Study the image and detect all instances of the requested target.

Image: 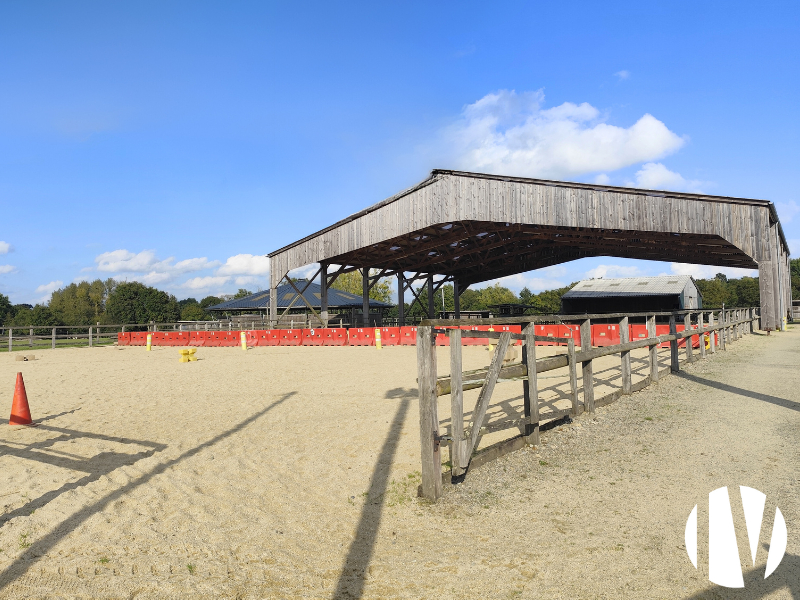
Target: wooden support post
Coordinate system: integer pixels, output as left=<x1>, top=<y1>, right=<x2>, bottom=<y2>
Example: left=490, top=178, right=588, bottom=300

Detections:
left=684, top=313, right=694, bottom=363
left=647, top=315, right=658, bottom=382
left=720, top=311, right=727, bottom=350
left=397, top=273, right=405, bottom=327
left=749, top=307, right=755, bottom=334
left=619, top=316, right=631, bottom=395
left=466, top=332, right=511, bottom=457
left=580, top=319, right=594, bottom=413
left=8, top=328, right=11, bottom=352
left=567, top=338, right=580, bottom=416
left=449, top=329, right=466, bottom=475
left=522, top=324, right=540, bottom=445
left=320, top=263, right=328, bottom=327
left=52, top=327, right=56, bottom=350
left=427, top=274, right=435, bottom=319
left=669, top=315, right=679, bottom=372
left=89, top=326, right=93, bottom=348
left=416, top=326, right=441, bottom=501
left=362, top=269, right=370, bottom=327
left=453, top=280, right=460, bottom=319
left=698, top=313, right=706, bottom=359
left=709, top=312, right=716, bottom=354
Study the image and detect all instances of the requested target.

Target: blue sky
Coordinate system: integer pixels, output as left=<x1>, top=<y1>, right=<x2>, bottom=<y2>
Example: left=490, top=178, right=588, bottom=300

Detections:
left=0, top=1, right=798, bottom=303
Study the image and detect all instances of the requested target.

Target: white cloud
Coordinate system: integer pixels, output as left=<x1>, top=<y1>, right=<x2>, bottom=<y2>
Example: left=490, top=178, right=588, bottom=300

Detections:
left=669, top=263, right=757, bottom=279
left=614, top=70, right=630, bottom=80
left=234, top=276, right=260, bottom=286
left=182, top=276, right=231, bottom=291
left=0, top=241, right=12, bottom=254
left=584, top=264, right=644, bottom=279
left=0, top=265, right=15, bottom=274
left=440, top=89, right=684, bottom=179
left=36, top=280, right=64, bottom=294
left=776, top=200, right=799, bottom=224
left=628, top=162, right=704, bottom=192
left=593, top=173, right=611, bottom=185
left=216, top=254, right=270, bottom=276
left=91, top=249, right=221, bottom=288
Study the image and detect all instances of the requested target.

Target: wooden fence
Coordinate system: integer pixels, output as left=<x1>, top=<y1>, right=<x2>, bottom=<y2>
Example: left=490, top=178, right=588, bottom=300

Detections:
left=416, top=307, right=760, bottom=500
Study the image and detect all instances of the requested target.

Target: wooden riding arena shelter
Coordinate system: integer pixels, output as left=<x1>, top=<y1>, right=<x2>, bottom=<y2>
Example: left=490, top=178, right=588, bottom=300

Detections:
left=268, top=169, right=792, bottom=331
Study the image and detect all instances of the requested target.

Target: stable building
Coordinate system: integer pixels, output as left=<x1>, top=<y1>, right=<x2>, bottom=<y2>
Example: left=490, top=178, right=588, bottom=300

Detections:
left=560, top=275, right=702, bottom=314
left=206, top=281, right=392, bottom=328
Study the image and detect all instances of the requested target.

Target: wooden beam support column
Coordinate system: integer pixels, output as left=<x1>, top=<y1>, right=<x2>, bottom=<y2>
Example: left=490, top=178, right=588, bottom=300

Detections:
left=567, top=338, right=580, bottom=415
left=449, top=328, right=466, bottom=475
left=320, top=263, right=328, bottom=327
left=580, top=319, right=594, bottom=413
left=647, top=315, right=658, bottom=381
left=398, top=273, right=405, bottom=327
left=669, top=314, right=679, bottom=372
left=453, top=280, right=461, bottom=319
left=522, top=324, right=540, bottom=445
left=684, top=313, right=694, bottom=363
left=427, top=275, right=435, bottom=319
left=619, top=316, right=631, bottom=395
left=698, top=312, right=706, bottom=359
left=416, top=326, right=441, bottom=501
left=362, top=268, right=370, bottom=327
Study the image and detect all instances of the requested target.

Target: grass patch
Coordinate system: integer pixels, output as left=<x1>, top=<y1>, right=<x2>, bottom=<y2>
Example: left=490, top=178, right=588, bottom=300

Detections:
left=187, top=564, right=196, bottom=575
left=387, top=471, right=421, bottom=507
left=539, top=460, right=548, bottom=466
left=18, top=534, right=30, bottom=550
left=99, top=557, right=109, bottom=564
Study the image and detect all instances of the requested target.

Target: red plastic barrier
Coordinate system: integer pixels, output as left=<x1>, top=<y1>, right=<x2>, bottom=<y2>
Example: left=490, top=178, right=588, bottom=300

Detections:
left=459, top=325, right=481, bottom=346
left=279, top=329, right=303, bottom=346
left=592, top=323, right=621, bottom=347
left=189, top=331, right=206, bottom=346
left=218, top=331, right=241, bottom=347
left=348, top=328, right=375, bottom=346
left=129, top=332, right=148, bottom=346
left=399, top=326, right=417, bottom=346
left=117, top=332, right=130, bottom=346
left=323, top=328, right=348, bottom=346
left=655, top=324, right=688, bottom=348
left=629, top=324, right=649, bottom=342
left=245, top=331, right=261, bottom=346
left=532, top=324, right=558, bottom=346
left=260, top=330, right=281, bottom=346
left=435, top=326, right=451, bottom=346
left=150, top=332, right=167, bottom=346
left=206, top=332, right=223, bottom=347
left=172, top=332, right=191, bottom=346
left=302, top=328, right=325, bottom=346
left=379, top=327, right=400, bottom=346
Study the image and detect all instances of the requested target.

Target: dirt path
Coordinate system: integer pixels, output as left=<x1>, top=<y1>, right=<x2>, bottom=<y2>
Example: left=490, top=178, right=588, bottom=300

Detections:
left=0, top=327, right=797, bottom=598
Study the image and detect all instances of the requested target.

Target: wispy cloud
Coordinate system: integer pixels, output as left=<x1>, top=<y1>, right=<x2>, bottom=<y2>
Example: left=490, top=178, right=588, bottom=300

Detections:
left=614, top=70, right=630, bottom=80
left=668, top=263, right=757, bottom=279
left=436, top=89, right=685, bottom=179
left=92, top=249, right=221, bottom=287
left=182, top=276, right=231, bottom=291
left=0, top=265, right=15, bottom=274
left=36, top=280, right=63, bottom=294
left=627, top=162, right=705, bottom=193
left=216, top=253, right=270, bottom=277
left=584, top=264, right=644, bottom=279
left=0, top=241, right=12, bottom=254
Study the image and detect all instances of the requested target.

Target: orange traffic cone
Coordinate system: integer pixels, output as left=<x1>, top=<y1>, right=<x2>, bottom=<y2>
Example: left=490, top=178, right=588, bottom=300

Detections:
left=9, top=372, right=36, bottom=426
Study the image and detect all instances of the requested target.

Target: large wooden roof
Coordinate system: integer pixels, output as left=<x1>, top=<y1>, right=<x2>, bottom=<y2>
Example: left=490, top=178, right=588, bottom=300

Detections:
left=269, top=170, right=788, bottom=288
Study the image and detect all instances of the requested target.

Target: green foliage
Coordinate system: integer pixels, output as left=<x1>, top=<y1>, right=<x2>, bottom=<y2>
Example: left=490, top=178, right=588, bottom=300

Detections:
left=331, top=270, right=393, bottom=304
left=105, top=282, right=180, bottom=324
left=695, top=273, right=762, bottom=308
left=791, top=258, right=800, bottom=300
left=200, top=296, right=223, bottom=309
left=9, top=305, right=62, bottom=327
left=233, top=288, right=252, bottom=299
left=0, top=293, right=12, bottom=324
left=49, top=279, right=116, bottom=325
left=180, top=303, right=209, bottom=321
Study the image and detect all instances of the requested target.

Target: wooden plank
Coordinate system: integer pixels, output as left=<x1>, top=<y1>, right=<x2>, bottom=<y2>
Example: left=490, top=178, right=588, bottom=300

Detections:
left=669, top=315, right=679, bottom=372
left=466, top=332, right=511, bottom=459
left=567, top=338, right=580, bottom=416
left=708, top=312, right=716, bottom=353
left=434, top=355, right=569, bottom=397
left=521, top=324, right=540, bottom=445
left=580, top=319, right=594, bottom=413
left=698, top=313, right=706, bottom=359
left=619, top=316, right=631, bottom=395
left=416, top=326, right=441, bottom=501
left=647, top=315, right=658, bottom=382
left=684, top=313, right=694, bottom=363
left=448, top=329, right=467, bottom=475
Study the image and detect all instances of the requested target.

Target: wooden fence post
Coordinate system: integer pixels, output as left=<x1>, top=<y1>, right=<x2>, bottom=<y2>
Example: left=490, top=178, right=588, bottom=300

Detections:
left=647, top=315, right=658, bottom=382
left=52, top=327, right=56, bottom=350
left=708, top=312, right=716, bottom=354
left=619, top=316, right=631, bottom=395
left=8, top=328, right=12, bottom=353
left=29, top=327, right=33, bottom=348
left=669, top=314, right=679, bottom=372
left=449, top=329, right=466, bottom=476
left=749, top=308, right=755, bottom=334
left=417, top=326, right=441, bottom=501
left=522, top=324, right=540, bottom=445
left=684, top=313, right=694, bottom=363
left=580, top=319, right=594, bottom=413
left=89, top=326, right=93, bottom=348
left=567, top=338, right=580, bottom=416
left=698, top=313, right=706, bottom=359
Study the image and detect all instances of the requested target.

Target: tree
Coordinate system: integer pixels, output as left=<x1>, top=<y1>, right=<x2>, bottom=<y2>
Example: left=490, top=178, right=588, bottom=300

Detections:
left=791, top=258, right=800, bottom=300
left=233, top=289, right=253, bottom=299
left=180, top=303, right=208, bottom=321
left=0, top=293, right=12, bottom=324
left=200, top=296, right=223, bottom=309
left=105, top=282, right=180, bottom=324
left=9, top=305, right=62, bottom=327
left=49, top=279, right=116, bottom=325
left=331, top=270, right=393, bottom=304
left=519, top=287, right=533, bottom=306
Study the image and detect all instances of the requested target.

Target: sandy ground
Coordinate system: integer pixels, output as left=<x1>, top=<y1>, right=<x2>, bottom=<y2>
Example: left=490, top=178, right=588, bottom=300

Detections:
left=0, top=326, right=798, bottom=599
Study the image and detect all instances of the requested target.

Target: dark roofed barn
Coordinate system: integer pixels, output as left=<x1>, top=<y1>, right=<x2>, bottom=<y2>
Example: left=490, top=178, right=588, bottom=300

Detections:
left=561, top=275, right=702, bottom=314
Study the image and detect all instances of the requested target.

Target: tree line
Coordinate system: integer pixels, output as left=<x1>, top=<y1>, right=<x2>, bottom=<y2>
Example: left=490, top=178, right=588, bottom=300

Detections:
left=0, top=261, right=797, bottom=327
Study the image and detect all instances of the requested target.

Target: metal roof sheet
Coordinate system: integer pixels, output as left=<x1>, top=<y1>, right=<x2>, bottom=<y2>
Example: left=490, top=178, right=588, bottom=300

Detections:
left=562, top=275, right=695, bottom=299
left=206, top=281, right=392, bottom=311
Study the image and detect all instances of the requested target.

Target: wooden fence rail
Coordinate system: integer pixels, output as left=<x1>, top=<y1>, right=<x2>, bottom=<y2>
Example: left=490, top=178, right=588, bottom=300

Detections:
left=417, top=307, right=760, bottom=500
